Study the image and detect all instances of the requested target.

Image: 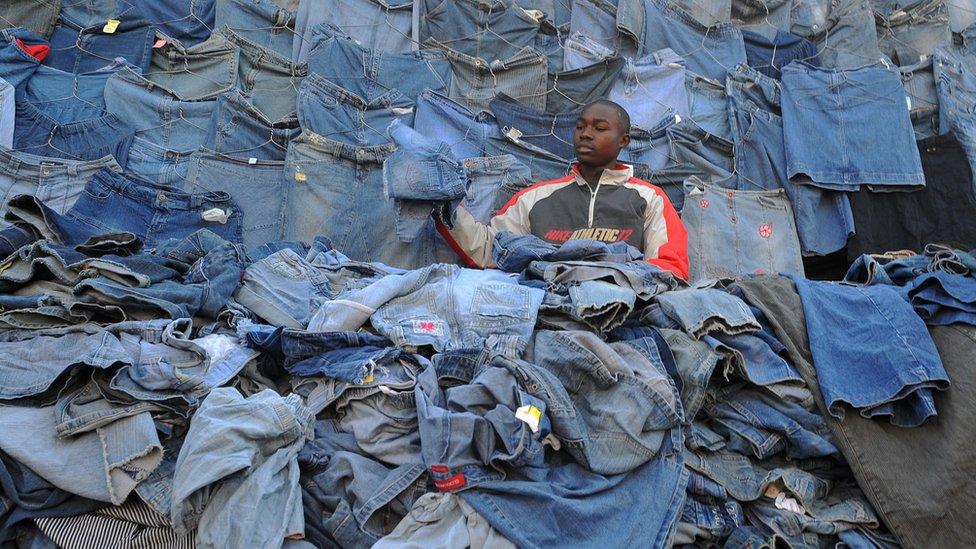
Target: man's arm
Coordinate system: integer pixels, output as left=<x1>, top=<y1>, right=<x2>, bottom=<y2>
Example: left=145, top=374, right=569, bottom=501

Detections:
left=642, top=185, right=689, bottom=280
left=436, top=199, right=532, bottom=268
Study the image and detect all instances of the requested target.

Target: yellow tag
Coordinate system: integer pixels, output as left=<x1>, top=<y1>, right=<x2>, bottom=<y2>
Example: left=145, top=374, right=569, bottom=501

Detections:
left=361, top=373, right=374, bottom=384
left=294, top=172, right=307, bottom=182
left=515, top=405, right=542, bottom=433
left=0, top=259, right=12, bottom=274
left=763, top=484, right=782, bottom=499
left=103, top=19, right=121, bottom=33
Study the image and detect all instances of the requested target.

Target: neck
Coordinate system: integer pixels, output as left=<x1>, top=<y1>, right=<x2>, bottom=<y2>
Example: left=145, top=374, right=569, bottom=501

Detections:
left=578, top=161, right=617, bottom=185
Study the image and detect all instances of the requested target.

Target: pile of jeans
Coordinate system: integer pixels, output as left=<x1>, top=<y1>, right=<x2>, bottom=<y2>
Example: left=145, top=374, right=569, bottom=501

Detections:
left=1, top=1, right=976, bottom=548
left=0, top=0, right=974, bottom=281
left=1, top=221, right=975, bottom=548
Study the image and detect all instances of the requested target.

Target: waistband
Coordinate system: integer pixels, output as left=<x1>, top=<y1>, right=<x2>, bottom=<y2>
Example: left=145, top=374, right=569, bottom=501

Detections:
left=554, top=54, right=623, bottom=77
left=301, top=72, right=406, bottom=109
left=462, top=154, right=524, bottom=173
left=57, top=16, right=152, bottom=33
left=107, top=65, right=219, bottom=105
left=917, top=132, right=964, bottom=151
left=153, top=30, right=237, bottom=58
left=668, top=121, right=735, bottom=154
left=635, top=47, right=684, bottom=68
left=418, top=89, right=495, bottom=122
left=490, top=93, right=580, bottom=121
left=294, top=130, right=396, bottom=165
left=685, top=71, right=726, bottom=95
left=651, top=0, right=742, bottom=37
left=564, top=32, right=615, bottom=58
left=875, top=0, right=946, bottom=27
left=128, top=138, right=198, bottom=161
left=0, top=149, right=121, bottom=179
left=90, top=169, right=234, bottom=210
left=191, top=147, right=286, bottom=171
left=782, top=58, right=895, bottom=78
left=631, top=108, right=679, bottom=137
left=220, top=27, right=307, bottom=76
left=14, top=94, right=128, bottom=136
left=425, top=39, right=546, bottom=71
left=690, top=176, right=788, bottom=198
left=232, top=0, right=297, bottom=27
left=314, top=25, right=448, bottom=64
left=219, top=89, right=300, bottom=126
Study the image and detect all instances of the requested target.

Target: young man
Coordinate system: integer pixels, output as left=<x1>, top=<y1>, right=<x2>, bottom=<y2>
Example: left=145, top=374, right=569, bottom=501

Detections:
left=438, top=99, right=689, bottom=279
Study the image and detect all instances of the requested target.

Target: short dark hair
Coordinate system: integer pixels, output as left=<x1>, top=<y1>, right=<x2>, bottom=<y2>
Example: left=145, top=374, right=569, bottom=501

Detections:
left=581, top=99, right=631, bottom=132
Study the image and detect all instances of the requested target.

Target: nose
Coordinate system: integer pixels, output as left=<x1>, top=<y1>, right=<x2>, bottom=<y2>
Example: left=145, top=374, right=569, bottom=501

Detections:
left=577, top=126, right=592, bottom=141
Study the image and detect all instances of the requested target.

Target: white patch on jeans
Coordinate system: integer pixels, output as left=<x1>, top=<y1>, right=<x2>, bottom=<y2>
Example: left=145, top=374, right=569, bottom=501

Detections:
left=411, top=319, right=445, bottom=337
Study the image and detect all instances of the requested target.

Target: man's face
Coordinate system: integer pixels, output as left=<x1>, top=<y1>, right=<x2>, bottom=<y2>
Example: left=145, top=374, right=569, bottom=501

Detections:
left=573, top=104, right=630, bottom=168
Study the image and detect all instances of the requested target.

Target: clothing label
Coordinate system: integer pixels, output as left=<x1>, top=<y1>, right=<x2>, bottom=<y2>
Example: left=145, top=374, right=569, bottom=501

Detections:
left=360, top=373, right=374, bottom=384
left=515, top=405, right=542, bottom=433
left=674, top=114, right=682, bottom=124
left=248, top=157, right=257, bottom=165
left=763, top=484, right=781, bottom=498
left=102, top=19, right=120, bottom=33
left=411, top=319, right=445, bottom=337
left=434, top=473, right=467, bottom=492
left=775, top=493, right=806, bottom=515
left=906, top=95, right=912, bottom=112
left=202, top=208, right=229, bottom=224
left=153, top=39, right=167, bottom=48
left=430, top=464, right=449, bottom=473
left=294, top=172, right=307, bottom=182
left=505, top=127, right=523, bottom=141
left=523, top=8, right=545, bottom=21
left=390, top=107, right=414, bottom=116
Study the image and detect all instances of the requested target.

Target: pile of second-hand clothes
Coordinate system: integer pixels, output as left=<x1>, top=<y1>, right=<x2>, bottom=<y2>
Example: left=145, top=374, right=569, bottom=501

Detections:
left=0, top=224, right=974, bottom=548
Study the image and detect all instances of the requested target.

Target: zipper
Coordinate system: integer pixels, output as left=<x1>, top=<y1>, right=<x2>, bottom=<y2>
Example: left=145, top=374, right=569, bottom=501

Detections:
left=587, top=180, right=602, bottom=228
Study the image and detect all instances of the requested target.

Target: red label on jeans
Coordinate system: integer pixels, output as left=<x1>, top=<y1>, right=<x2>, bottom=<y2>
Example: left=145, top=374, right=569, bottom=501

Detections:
left=434, top=473, right=467, bottom=492
left=430, top=464, right=449, bottom=473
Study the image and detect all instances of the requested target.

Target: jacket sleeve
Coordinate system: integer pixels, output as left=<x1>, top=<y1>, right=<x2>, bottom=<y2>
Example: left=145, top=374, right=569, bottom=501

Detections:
left=642, top=186, right=689, bottom=280
left=436, top=199, right=532, bottom=268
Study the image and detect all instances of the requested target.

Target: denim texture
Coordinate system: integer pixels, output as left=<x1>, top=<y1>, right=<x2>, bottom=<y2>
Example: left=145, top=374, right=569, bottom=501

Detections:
left=215, top=0, right=297, bottom=59
left=207, top=90, right=300, bottom=162
left=0, top=0, right=62, bottom=38
left=420, top=0, right=542, bottom=61
left=782, top=61, right=925, bottom=190
left=294, top=0, right=415, bottom=61
left=284, top=131, right=437, bottom=268
left=429, top=39, right=549, bottom=112
left=147, top=32, right=239, bottom=101
left=45, top=17, right=154, bottom=73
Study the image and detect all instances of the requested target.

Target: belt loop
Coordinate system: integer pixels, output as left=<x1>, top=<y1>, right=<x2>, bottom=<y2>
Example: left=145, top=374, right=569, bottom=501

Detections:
left=68, top=163, right=78, bottom=178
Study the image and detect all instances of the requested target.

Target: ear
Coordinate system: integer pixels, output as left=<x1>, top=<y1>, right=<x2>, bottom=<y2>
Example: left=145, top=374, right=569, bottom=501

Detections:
left=618, top=131, right=631, bottom=149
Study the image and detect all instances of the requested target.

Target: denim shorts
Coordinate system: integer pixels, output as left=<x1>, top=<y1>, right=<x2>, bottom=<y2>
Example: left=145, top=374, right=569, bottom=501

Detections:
left=900, top=56, right=940, bottom=140
left=548, top=54, right=625, bottom=113
left=789, top=0, right=881, bottom=70
left=122, top=0, right=216, bottom=47
left=104, top=66, right=217, bottom=153
left=122, top=139, right=194, bottom=188
left=668, top=120, right=735, bottom=181
left=569, top=0, right=638, bottom=58
left=429, top=39, right=549, bottom=112
left=627, top=0, right=746, bottom=82
left=185, top=149, right=287, bottom=253
left=0, top=149, right=122, bottom=226
left=14, top=95, right=135, bottom=166
left=620, top=112, right=678, bottom=170
left=21, top=63, right=116, bottom=123
left=216, top=0, right=297, bottom=59
left=420, top=0, right=542, bottom=61
left=875, top=0, right=950, bottom=67
left=294, top=0, right=414, bottom=62
left=284, top=131, right=437, bottom=268
left=489, top=93, right=578, bottom=159
left=0, top=27, right=44, bottom=88
left=685, top=72, right=733, bottom=141
left=562, top=31, right=613, bottom=72
left=742, top=29, right=820, bottom=81
left=683, top=177, right=805, bottom=281
left=611, top=48, right=689, bottom=131
left=147, top=32, right=239, bottom=101
left=414, top=89, right=500, bottom=159
left=64, top=169, right=244, bottom=248
left=221, top=27, right=307, bottom=123
left=0, top=0, right=62, bottom=38
left=305, top=26, right=451, bottom=102
left=208, top=89, right=300, bottom=162
left=782, top=61, right=925, bottom=191
left=45, top=17, right=154, bottom=73
left=297, top=73, right=415, bottom=148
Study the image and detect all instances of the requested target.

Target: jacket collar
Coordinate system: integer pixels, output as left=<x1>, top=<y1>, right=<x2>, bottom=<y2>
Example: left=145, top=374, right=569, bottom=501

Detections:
left=570, top=163, right=634, bottom=187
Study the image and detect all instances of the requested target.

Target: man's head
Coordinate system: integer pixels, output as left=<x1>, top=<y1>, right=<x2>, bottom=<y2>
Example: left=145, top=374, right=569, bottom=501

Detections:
left=573, top=100, right=631, bottom=169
